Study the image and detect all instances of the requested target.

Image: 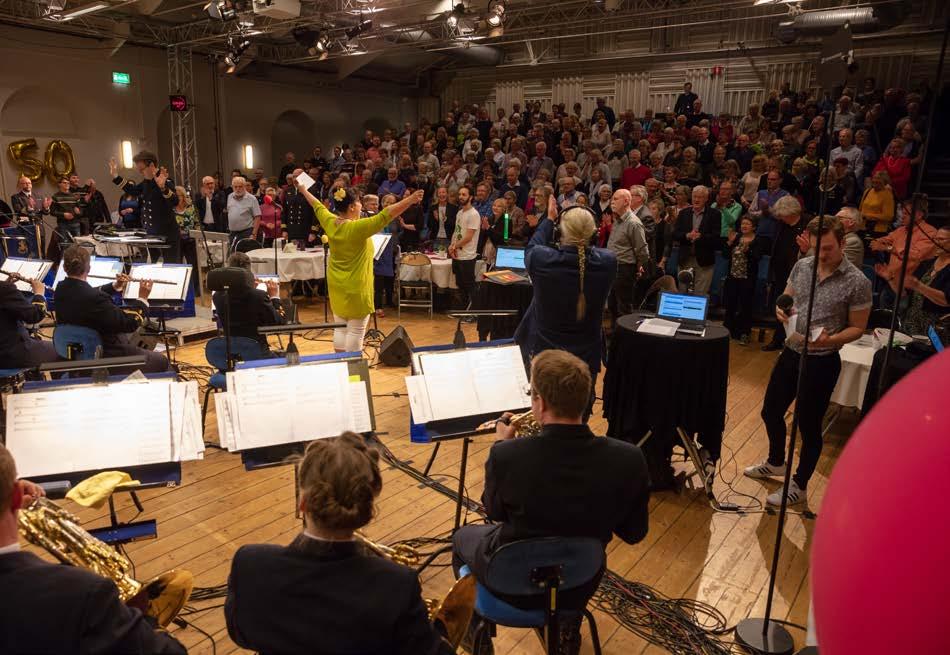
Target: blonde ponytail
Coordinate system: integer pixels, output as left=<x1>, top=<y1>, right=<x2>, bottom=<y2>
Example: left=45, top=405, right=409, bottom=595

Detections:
left=559, top=207, right=597, bottom=323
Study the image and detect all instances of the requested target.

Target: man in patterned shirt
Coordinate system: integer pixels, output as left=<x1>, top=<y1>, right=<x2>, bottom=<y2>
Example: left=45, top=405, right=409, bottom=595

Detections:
left=745, top=216, right=871, bottom=507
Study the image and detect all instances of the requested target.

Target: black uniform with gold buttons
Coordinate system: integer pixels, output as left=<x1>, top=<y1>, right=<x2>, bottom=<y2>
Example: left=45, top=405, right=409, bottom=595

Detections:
left=112, top=175, right=181, bottom=262
left=281, top=187, right=317, bottom=243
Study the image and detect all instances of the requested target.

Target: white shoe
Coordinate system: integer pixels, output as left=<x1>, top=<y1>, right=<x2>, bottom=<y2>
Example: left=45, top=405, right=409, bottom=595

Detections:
left=743, top=460, right=787, bottom=479
left=766, top=480, right=806, bottom=507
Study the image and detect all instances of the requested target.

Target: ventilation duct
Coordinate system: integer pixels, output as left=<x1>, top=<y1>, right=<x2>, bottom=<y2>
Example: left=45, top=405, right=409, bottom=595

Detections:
left=776, top=2, right=910, bottom=44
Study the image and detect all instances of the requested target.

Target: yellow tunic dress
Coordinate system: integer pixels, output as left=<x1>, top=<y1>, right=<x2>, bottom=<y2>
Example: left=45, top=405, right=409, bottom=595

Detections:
left=310, top=198, right=392, bottom=319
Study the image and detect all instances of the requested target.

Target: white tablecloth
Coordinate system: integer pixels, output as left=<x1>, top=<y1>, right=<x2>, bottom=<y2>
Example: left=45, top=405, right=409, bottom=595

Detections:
left=831, top=337, right=877, bottom=409
left=397, top=256, right=488, bottom=290
left=246, top=248, right=325, bottom=282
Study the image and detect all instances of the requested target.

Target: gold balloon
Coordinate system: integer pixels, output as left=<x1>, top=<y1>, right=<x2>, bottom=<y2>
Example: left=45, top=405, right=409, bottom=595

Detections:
left=7, top=138, right=45, bottom=182
left=45, top=139, right=75, bottom=183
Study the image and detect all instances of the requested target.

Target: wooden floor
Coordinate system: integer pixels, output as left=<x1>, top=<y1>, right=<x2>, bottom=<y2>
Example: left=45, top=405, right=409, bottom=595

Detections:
left=56, top=297, right=858, bottom=654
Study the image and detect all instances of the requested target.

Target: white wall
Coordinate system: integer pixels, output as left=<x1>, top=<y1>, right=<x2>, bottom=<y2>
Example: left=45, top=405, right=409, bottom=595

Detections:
left=0, top=25, right=418, bottom=206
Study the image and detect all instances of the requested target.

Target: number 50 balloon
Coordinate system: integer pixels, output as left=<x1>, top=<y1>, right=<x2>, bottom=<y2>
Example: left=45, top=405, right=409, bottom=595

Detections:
left=7, top=138, right=45, bottom=182
left=6, top=138, right=76, bottom=183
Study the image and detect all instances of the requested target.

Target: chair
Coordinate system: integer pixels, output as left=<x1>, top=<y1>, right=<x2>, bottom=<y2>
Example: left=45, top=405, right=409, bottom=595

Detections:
left=461, top=537, right=605, bottom=655
left=233, top=238, right=262, bottom=254
left=396, top=252, right=434, bottom=318
left=201, top=336, right=267, bottom=430
left=53, top=325, right=103, bottom=361
left=868, top=308, right=902, bottom=331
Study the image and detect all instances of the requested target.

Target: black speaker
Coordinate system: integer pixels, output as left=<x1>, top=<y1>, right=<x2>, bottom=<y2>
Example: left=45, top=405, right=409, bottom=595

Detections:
left=378, top=326, right=414, bottom=367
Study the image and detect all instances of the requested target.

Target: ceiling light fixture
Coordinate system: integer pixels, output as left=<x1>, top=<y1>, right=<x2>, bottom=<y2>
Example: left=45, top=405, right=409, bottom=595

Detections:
left=486, top=0, right=505, bottom=27
left=446, top=3, right=465, bottom=29
left=345, top=17, right=372, bottom=40
left=55, top=1, right=109, bottom=21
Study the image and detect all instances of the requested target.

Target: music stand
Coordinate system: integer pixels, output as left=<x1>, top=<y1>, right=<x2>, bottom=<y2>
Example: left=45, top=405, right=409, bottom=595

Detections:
left=407, top=339, right=530, bottom=530
left=257, top=322, right=345, bottom=365
left=446, top=310, right=520, bottom=348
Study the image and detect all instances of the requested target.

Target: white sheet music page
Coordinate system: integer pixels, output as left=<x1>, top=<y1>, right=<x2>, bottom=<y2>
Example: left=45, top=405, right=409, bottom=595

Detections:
left=60, top=257, right=124, bottom=289
left=230, top=362, right=350, bottom=449
left=1, top=259, right=52, bottom=293
left=471, top=346, right=530, bottom=415
left=6, top=384, right=173, bottom=478
left=347, top=381, right=373, bottom=433
left=404, top=375, right=434, bottom=424
left=124, top=264, right=191, bottom=302
left=418, top=350, right=479, bottom=421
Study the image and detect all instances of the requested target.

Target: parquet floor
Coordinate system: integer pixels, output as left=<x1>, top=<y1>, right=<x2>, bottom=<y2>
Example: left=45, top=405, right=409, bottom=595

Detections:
left=56, top=296, right=858, bottom=654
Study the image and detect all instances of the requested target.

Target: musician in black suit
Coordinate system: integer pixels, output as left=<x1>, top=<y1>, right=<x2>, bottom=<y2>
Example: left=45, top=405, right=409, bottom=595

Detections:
left=672, top=185, right=722, bottom=295
left=193, top=175, right=227, bottom=233
left=212, top=252, right=287, bottom=353
left=109, top=151, right=180, bottom=263
left=427, top=186, right=458, bottom=244
left=452, top=350, right=650, bottom=652
left=0, top=275, right=59, bottom=369
left=226, top=433, right=454, bottom=655
left=0, top=444, right=186, bottom=655
left=53, top=245, right=168, bottom=373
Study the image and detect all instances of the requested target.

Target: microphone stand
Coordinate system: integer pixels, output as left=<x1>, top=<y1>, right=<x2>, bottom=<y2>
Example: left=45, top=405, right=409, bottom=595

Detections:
left=323, top=238, right=330, bottom=323
left=735, top=54, right=851, bottom=655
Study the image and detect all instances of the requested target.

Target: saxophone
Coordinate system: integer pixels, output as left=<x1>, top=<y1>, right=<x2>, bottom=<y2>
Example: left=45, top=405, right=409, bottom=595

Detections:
left=17, top=497, right=194, bottom=628
left=354, top=531, right=476, bottom=649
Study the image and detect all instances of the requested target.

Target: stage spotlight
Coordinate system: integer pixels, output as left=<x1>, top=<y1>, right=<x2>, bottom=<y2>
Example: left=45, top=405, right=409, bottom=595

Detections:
left=446, top=3, right=464, bottom=29
left=486, top=0, right=506, bottom=27
left=308, top=34, right=330, bottom=59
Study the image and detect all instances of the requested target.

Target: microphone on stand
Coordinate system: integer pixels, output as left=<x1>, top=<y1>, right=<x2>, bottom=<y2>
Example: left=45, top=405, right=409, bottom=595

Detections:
left=776, top=293, right=794, bottom=315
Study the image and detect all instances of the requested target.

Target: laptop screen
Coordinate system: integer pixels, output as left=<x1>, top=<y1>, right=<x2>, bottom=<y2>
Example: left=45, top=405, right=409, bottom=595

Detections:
left=495, top=247, right=526, bottom=271
left=657, top=292, right=709, bottom=321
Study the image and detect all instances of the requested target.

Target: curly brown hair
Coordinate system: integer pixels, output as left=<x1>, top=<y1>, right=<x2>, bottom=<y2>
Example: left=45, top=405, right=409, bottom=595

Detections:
left=296, top=432, right=382, bottom=531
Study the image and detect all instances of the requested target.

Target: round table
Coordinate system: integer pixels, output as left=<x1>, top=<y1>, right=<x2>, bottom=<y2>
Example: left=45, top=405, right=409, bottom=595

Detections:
left=603, top=312, right=730, bottom=485
left=246, top=248, right=325, bottom=282
left=398, top=255, right=456, bottom=289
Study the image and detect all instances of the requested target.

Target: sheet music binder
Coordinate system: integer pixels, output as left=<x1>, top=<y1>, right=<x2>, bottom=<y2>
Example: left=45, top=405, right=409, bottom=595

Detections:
left=214, top=352, right=375, bottom=470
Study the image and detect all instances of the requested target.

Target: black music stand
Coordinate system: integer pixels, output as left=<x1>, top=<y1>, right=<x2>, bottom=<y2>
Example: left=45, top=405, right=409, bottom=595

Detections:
left=446, top=310, right=520, bottom=348
left=257, top=322, right=345, bottom=365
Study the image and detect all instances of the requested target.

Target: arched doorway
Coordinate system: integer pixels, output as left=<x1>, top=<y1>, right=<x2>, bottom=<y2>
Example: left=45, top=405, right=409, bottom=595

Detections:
left=271, top=110, right=316, bottom=175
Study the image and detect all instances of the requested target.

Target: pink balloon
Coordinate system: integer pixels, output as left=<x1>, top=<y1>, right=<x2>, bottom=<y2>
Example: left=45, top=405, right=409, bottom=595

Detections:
left=812, top=350, right=950, bottom=655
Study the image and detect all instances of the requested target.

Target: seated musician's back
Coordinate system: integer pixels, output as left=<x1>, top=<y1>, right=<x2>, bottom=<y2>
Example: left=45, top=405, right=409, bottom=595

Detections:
left=0, top=445, right=185, bottom=655
left=53, top=244, right=168, bottom=373
left=212, top=252, right=287, bottom=353
left=453, top=350, right=650, bottom=612
left=225, top=433, right=454, bottom=655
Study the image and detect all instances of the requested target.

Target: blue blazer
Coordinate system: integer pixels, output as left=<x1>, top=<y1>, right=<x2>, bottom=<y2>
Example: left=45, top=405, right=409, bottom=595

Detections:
left=514, top=218, right=617, bottom=376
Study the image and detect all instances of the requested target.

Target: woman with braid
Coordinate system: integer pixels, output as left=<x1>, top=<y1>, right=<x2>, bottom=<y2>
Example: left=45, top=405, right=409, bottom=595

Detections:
left=514, top=206, right=617, bottom=417
left=295, top=181, right=424, bottom=352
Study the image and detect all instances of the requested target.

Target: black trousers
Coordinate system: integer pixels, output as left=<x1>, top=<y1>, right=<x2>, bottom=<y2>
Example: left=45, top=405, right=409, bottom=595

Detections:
left=609, top=263, right=637, bottom=323
left=373, top=274, right=394, bottom=308
left=761, top=348, right=841, bottom=489
left=722, top=276, right=755, bottom=338
left=452, top=258, right=477, bottom=308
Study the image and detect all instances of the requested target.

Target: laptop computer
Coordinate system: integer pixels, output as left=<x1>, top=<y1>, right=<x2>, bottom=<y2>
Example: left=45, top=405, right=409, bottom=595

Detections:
left=656, top=291, right=709, bottom=336
left=494, top=246, right=527, bottom=273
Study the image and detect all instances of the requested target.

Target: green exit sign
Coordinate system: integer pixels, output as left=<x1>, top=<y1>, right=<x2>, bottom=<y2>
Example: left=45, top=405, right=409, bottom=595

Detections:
left=112, top=71, right=131, bottom=85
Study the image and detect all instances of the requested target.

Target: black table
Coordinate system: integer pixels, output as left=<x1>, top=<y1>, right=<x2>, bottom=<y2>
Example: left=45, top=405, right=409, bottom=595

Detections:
left=603, top=312, right=730, bottom=488
left=474, top=278, right=533, bottom=341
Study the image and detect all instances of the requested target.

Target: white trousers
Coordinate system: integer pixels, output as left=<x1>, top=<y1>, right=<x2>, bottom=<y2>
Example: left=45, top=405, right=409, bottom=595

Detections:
left=332, top=314, right=369, bottom=352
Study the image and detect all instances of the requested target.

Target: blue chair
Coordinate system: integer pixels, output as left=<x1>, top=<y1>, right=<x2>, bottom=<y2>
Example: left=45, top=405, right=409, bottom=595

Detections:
left=201, top=336, right=266, bottom=431
left=460, top=537, right=605, bottom=655
left=53, top=325, right=103, bottom=361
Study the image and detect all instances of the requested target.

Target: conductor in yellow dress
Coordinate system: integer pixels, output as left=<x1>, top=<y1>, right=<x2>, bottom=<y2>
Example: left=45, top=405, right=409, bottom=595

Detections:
left=297, top=180, right=424, bottom=352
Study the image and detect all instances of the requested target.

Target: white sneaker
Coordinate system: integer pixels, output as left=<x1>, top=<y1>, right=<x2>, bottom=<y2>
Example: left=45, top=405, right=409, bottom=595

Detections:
left=743, top=460, right=787, bottom=479
left=766, top=480, right=806, bottom=507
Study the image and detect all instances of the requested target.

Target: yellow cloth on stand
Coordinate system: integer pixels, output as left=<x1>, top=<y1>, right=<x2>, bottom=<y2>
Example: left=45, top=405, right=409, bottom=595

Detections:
left=65, top=471, right=140, bottom=509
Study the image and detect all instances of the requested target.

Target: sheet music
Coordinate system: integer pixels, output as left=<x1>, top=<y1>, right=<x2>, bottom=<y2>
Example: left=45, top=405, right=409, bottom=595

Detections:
left=214, top=392, right=239, bottom=451
left=415, top=346, right=530, bottom=422
left=348, top=381, right=373, bottom=433
left=371, top=234, right=392, bottom=261
left=57, top=257, right=123, bottom=289
left=229, top=362, right=350, bottom=450
left=6, top=384, right=174, bottom=478
left=0, top=258, right=53, bottom=293
left=637, top=318, right=679, bottom=337
left=124, top=263, right=191, bottom=302
left=167, top=380, right=204, bottom=461
left=405, top=375, right=434, bottom=424
left=295, top=171, right=316, bottom=189
left=211, top=274, right=278, bottom=313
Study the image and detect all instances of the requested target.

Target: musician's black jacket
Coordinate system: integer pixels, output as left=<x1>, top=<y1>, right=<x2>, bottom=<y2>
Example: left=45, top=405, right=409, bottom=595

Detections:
left=0, top=550, right=186, bottom=655
left=474, top=423, right=650, bottom=569
left=212, top=285, right=286, bottom=348
left=225, top=534, right=454, bottom=655
left=112, top=175, right=178, bottom=245
left=54, top=278, right=146, bottom=339
left=0, top=280, right=47, bottom=367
